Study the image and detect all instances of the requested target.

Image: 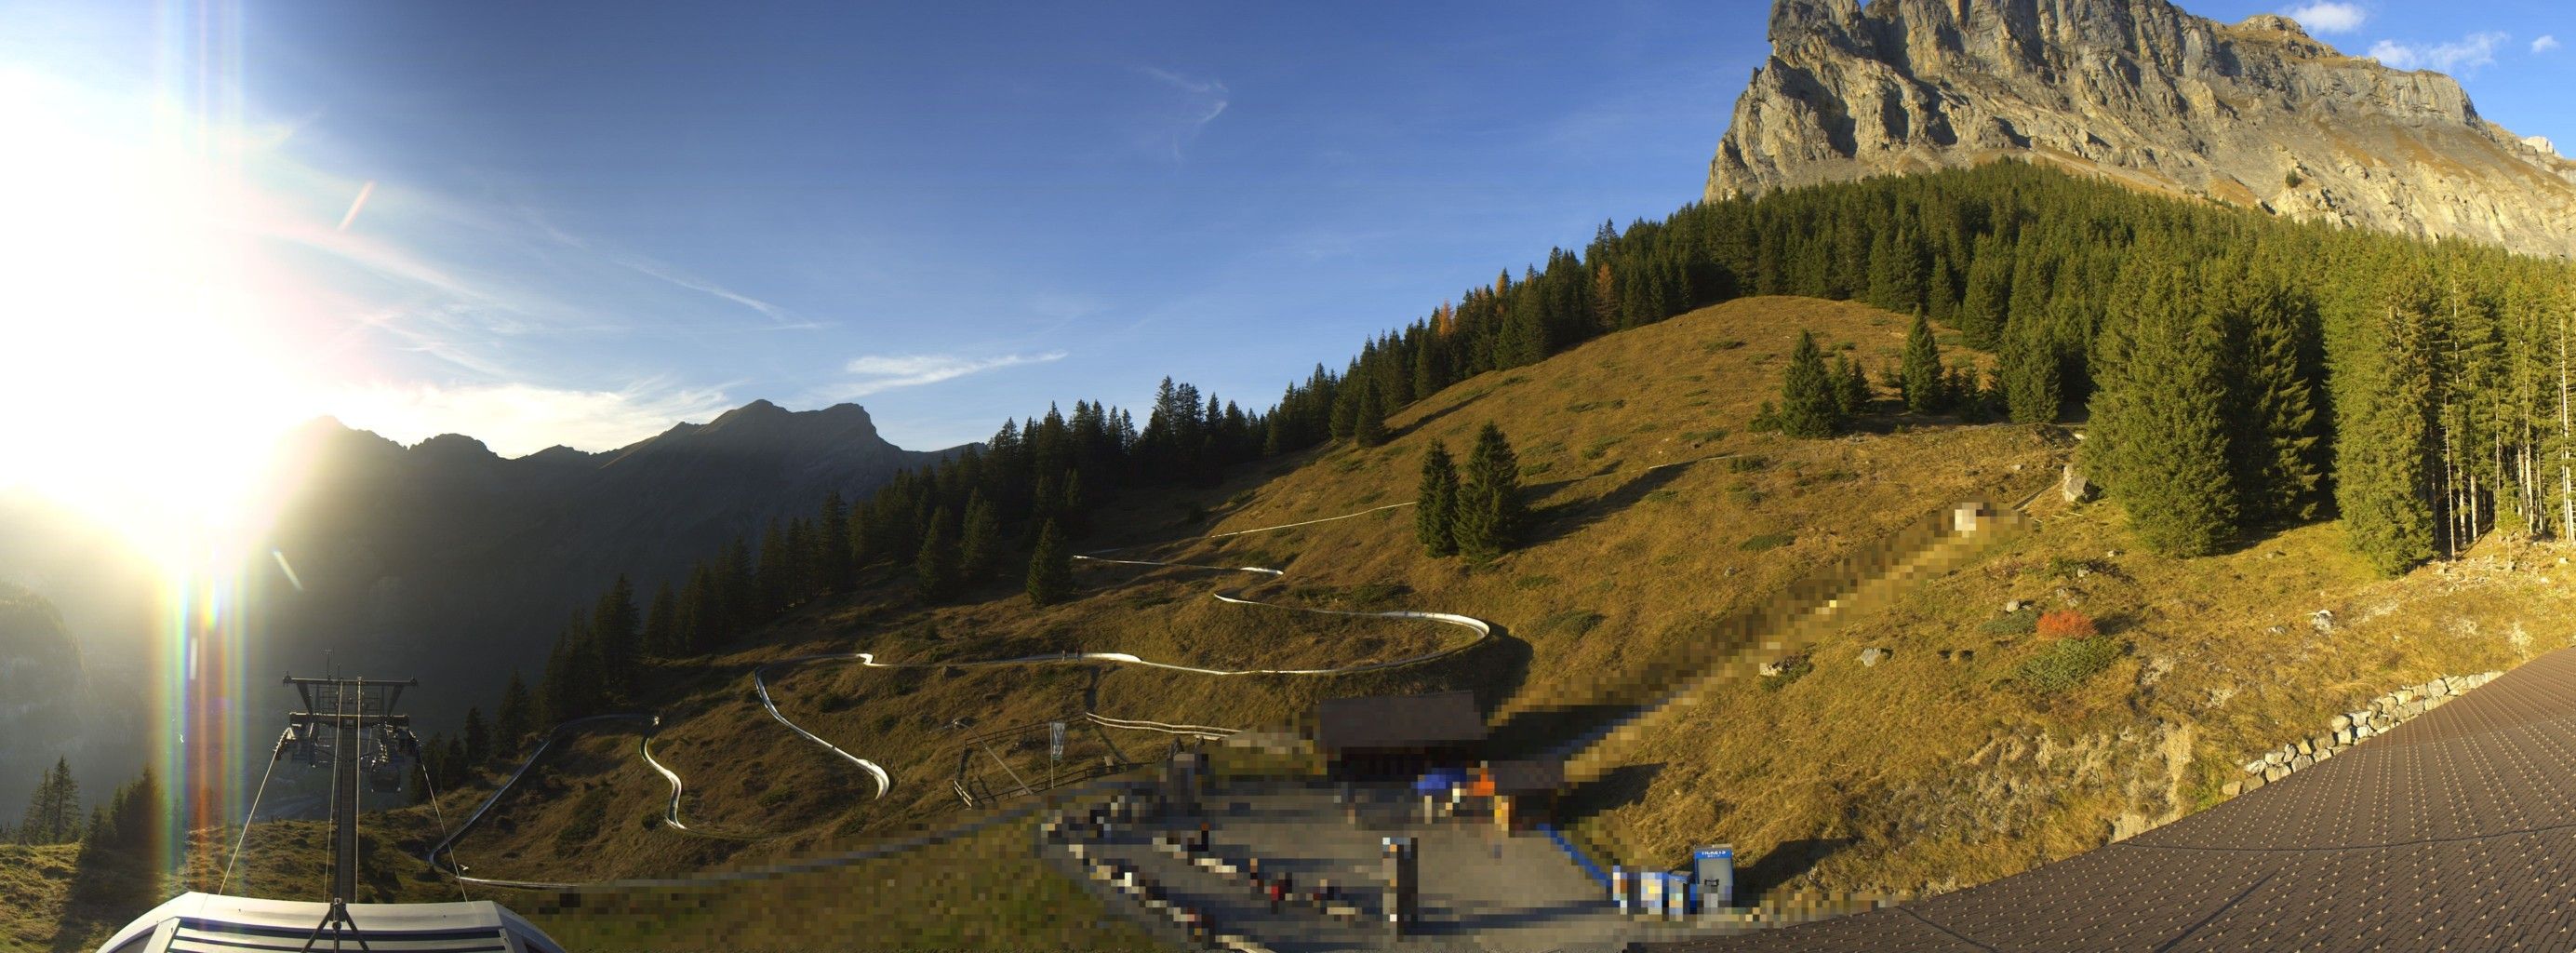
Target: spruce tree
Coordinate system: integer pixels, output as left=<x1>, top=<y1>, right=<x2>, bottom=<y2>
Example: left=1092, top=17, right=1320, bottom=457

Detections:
left=592, top=575, right=640, bottom=703
left=1829, top=355, right=1870, bottom=416
left=1026, top=519, right=1074, bottom=605
left=1452, top=423, right=1526, bottom=561
left=2339, top=279, right=2441, bottom=575
left=959, top=492, right=1002, bottom=582
left=1958, top=237, right=2013, bottom=348
left=1416, top=440, right=1461, bottom=557
left=18, top=758, right=78, bottom=844
left=915, top=508, right=960, bottom=602
left=1901, top=311, right=1947, bottom=414
left=2088, top=260, right=2239, bottom=557
left=641, top=583, right=678, bottom=658
left=2220, top=279, right=2324, bottom=522
left=817, top=490, right=853, bottom=594
left=495, top=673, right=533, bottom=757
left=461, top=707, right=490, bottom=767
left=1354, top=378, right=1389, bottom=448
left=1774, top=330, right=1839, bottom=438
left=2001, top=314, right=2061, bottom=423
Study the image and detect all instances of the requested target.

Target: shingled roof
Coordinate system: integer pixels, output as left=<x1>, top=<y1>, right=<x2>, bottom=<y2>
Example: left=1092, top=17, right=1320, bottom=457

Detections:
left=1315, top=691, right=1488, bottom=752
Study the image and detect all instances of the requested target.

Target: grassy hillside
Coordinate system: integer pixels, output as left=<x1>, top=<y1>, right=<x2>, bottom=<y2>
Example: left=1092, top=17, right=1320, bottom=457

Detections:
left=12, top=294, right=2565, bottom=947
left=444, top=296, right=2075, bottom=889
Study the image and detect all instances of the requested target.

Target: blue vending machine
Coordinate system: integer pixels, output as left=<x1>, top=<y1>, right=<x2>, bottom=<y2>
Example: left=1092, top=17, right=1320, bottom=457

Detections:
left=1692, top=844, right=1736, bottom=915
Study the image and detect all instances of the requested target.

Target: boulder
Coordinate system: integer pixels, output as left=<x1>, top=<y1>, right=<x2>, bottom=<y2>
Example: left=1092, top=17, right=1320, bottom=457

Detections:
left=2060, top=463, right=2095, bottom=503
left=2310, top=610, right=2335, bottom=634
left=1859, top=648, right=1888, bottom=667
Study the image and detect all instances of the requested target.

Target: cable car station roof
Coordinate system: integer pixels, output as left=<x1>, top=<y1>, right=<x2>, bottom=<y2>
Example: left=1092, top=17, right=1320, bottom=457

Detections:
left=93, top=893, right=567, bottom=953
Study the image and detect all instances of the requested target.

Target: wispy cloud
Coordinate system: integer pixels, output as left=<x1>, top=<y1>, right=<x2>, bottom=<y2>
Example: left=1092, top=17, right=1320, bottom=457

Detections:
left=2536, top=35, right=2562, bottom=54
left=325, top=379, right=737, bottom=456
left=606, top=253, right=832, bottom=330
left=825, top=352, right=1066, bottom=399
left=1135, top=66, right=1228, bottom=162
left=2369, top=32, right=2509, bottom=74
left=2284, top=2, right=2367, bottom=34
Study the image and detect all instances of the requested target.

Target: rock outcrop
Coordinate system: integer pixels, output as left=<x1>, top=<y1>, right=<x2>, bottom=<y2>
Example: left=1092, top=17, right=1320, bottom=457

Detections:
left=1709, top=0, right=2576, bottom=258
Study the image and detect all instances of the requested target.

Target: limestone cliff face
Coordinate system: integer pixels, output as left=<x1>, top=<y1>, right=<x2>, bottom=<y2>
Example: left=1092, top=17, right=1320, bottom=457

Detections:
left=1709, top=0, right=2576, bottom=258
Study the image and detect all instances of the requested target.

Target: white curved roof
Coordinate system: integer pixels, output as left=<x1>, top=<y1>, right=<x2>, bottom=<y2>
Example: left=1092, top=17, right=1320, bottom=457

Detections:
left=94, top=892, right=566, bottom=953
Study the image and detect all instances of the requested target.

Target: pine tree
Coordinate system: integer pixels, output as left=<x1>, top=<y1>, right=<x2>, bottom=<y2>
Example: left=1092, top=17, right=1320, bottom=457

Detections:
left=1774, top=330, right=1839, bottom=438
left=496, top=673, right=534, bottom=757
left=2001, top=313, right=2061, bottom=423
left=461, top=707, right=490, bottom=767
left=2340, top=277, right=2442, bottom=575
left=1958, top=239, right=2013, bottom=348
left=18, top=757, right=79, bottom=844
left=1416, top=440, right=1461, bottom=557
left=1354, top=377, right=1388, bottom=448
left=817, top=490, right=853, bottom=594
left=1452, top=423, right=1526, bottom=561
left=1829, top=355, right=1870, bottom=416
left=641, top=583, right=678, bottom=658
left=2088, top=260, right=2239, bottom=557
left=1026, top=519, right=1074, bottom=605
left=1901, top=311, right=1947, bottom=414
left=915, top=508, right=960, bottom=602
left=2220, top=279, right=2325, bottom=523
left=959, top=492, right=1002, bottom=582
left=592, top=575, right=640, bottom=704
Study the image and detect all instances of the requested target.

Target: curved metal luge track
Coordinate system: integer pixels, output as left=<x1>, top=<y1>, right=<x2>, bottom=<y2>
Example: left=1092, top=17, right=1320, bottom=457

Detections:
left=421, top=498, right=1492, bottom=887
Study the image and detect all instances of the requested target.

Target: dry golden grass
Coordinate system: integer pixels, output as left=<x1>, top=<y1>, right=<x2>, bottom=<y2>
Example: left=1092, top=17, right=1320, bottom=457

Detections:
left=28, top=296, right=2565, bottom=948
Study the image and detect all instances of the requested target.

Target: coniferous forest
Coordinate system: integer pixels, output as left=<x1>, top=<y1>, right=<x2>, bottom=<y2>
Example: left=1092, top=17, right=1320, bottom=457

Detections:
left=516, top=160, right=2576, bottom=730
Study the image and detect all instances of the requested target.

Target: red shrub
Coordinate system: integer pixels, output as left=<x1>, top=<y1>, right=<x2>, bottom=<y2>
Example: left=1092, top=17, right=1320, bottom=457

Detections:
left=2036, top=609, right=2097, bottom=640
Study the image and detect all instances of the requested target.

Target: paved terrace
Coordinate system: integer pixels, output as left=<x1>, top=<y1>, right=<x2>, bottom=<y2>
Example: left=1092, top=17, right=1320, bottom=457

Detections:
left=1672, top=646, right=2576, bottom=952
left=1055, top=782, right=1647, bottom=952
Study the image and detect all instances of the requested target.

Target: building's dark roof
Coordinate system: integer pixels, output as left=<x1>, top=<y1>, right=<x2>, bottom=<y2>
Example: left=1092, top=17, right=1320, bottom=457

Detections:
left=94, top=893, right=566, bottom=953
left=1315, top=691, right=1488, bottom=751
left=1663, top=647, right=2576, bottom=952
left=1488, top=758, right=1567, bottom=795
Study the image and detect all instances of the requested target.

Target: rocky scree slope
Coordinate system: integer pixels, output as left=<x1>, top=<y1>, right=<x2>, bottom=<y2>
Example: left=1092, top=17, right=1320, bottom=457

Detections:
left=1709, top=0, right=2576, bottom=258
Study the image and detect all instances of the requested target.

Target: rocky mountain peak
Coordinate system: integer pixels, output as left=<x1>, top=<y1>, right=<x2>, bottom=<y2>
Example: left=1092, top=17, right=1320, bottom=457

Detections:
left=1711, top=0, right=2576, bottom=258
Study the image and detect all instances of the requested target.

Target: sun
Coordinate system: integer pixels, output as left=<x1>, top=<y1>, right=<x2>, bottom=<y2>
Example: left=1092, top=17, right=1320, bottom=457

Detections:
left=0, top=67, right=315, bottom=573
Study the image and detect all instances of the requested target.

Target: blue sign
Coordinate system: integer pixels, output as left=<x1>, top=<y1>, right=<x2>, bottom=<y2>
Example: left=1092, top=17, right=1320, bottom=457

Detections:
left=1692, top=844, right=1736, bottom=913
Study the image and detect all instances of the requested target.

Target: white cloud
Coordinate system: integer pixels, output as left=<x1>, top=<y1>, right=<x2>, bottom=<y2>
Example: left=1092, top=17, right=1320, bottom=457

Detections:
left=2285, top=2, right=2367, bottom=34
left=325, top=381, right=737, bottom=456
left=2535, top=35, right=2562, bottom=54
left=2369, top=32, right=2508, bottom=74
left=827, top=352, right=1067, bottom=399
left=1135, top=66, right=1228, bottom=162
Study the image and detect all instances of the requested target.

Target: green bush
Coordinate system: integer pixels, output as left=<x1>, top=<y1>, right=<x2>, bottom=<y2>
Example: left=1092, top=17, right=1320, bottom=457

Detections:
left=1739, top=532, right=1795, bottom=552
left=554, top=787, right=614, bottom=852
left=1980, top=608, right=2039, bottom=635
left=1530, top=609, right=1605, bottom=638
left=2016, top=637, right=2124, bottom=692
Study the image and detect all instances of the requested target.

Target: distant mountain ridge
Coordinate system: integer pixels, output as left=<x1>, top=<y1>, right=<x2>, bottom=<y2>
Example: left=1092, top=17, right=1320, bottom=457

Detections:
left=241, top=399, right=966, bottom=724
left=1709, top=0, right=2576, bottom=258
left=0, top=400, right=964, bottom=753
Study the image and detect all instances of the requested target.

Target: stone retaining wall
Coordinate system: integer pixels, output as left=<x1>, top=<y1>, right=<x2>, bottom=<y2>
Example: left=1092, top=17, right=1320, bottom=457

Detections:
left=2224, top=671, right=2502, bottom=797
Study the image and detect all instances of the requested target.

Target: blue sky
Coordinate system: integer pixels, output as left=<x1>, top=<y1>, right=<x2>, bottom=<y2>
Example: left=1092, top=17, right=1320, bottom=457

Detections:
left=6, top=0, right=2573, bottom=456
